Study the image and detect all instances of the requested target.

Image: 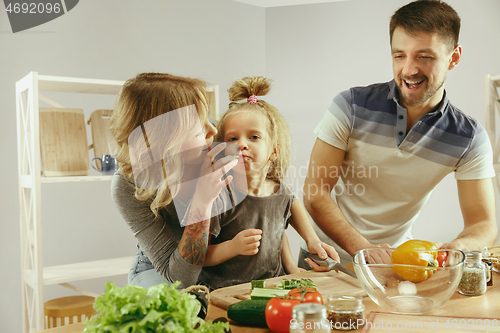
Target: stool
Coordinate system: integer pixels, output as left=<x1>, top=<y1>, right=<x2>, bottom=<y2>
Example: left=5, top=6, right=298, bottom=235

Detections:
left=44, top=296, right=97, bottom=329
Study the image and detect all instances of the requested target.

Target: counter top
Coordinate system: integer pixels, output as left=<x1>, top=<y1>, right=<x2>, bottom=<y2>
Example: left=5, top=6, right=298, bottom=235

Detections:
left=39, top=268, right=500, bottom=333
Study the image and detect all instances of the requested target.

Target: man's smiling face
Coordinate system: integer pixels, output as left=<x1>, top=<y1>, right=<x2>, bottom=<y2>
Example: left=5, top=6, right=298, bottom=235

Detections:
left=391, top=27, right=458, bottom=110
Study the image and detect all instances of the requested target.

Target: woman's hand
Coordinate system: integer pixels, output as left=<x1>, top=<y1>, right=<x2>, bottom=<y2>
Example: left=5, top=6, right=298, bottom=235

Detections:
left=230, top=229, right=262, bottom=256
left=190, top=143, right=239, bottom=222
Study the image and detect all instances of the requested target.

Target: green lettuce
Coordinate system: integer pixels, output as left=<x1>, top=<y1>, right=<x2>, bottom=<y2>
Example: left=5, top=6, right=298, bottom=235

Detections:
left=83, top=282, right=228, bottom=333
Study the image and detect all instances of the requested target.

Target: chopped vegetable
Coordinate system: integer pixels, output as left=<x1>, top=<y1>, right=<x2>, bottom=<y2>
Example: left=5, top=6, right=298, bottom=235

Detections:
left=82, top=282, right=229, bottom=333
left=250, top=288, right=290, bottom=300
left=251, top=279, right=266, bottom=289
left=275, top=278, right=316, bottom=290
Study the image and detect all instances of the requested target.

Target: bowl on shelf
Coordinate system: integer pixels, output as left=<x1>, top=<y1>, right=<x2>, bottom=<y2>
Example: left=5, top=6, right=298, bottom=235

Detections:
left=482, top=245, right=500, bottom=273
left=353, top=248, right=464, bottom=315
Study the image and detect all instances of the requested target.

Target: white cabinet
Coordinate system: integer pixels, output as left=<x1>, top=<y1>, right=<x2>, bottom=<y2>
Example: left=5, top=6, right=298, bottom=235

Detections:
left=16, top=72, right=131, bottom=333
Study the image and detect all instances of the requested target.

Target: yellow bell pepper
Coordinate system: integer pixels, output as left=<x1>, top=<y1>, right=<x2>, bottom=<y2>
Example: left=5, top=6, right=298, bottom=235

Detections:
left=391, top=239, right=438, bottom=283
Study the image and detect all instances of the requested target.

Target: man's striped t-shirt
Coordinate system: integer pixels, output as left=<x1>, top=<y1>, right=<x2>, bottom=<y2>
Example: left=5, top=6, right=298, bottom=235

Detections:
left=312, top=80, right=494, bottom=262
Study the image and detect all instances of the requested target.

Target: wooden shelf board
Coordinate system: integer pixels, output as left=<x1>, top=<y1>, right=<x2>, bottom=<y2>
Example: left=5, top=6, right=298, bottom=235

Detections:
left=20, top=175, right=114, bottom=186
left=41, top=175, right=114, bottom=183
left=38, top=75, right=124, bottom=95
left=24, top=256, right=134, bottom=286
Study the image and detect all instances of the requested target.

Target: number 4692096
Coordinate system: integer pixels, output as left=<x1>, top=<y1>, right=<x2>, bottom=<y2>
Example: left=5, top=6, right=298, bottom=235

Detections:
left=443, top=318, right=498, bottom=330
left=5, top=2, right=61, bottom=14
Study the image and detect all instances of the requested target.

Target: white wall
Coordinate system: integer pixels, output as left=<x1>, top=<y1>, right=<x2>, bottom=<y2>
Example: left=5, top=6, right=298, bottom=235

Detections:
left=267, top=0, right=500, bottom=254
left=0, top=0, right=265, bottom=331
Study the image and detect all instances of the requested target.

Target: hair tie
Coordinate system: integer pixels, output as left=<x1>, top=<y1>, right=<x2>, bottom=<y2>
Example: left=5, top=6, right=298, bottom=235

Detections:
left=247, top=95, right=258, bottom=104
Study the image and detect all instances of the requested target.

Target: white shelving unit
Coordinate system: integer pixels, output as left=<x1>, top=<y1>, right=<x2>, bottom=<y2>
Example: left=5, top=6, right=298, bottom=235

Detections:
left=485, top=74, right=500, bottom=192
left=16, top=72, right=221, bottom=333
left=16, top=72, right=132, bottom=333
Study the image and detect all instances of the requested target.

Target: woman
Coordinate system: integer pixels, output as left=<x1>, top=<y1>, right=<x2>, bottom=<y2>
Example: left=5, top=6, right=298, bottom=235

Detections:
left=109, top=73, right=238, bottom=288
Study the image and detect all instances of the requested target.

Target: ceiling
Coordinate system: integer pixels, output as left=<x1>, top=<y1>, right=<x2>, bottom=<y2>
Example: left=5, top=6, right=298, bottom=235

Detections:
left=233, top=0, right=351, bottom=8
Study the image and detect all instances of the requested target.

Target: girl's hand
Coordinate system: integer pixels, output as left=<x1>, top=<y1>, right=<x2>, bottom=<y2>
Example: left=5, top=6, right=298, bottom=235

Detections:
left=307, top=241, right=341, bottom=262
left=285, top=265, right=307, bottom=274
left=230, top=229, right=262, bottom=256
left=305, top=241, right=341, bottom=271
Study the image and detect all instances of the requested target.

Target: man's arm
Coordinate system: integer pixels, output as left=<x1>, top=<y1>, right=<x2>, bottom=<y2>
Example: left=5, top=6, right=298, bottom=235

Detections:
left=303, top=138, right=390, bottom=257
left=440, top=178, right=497, bottom=250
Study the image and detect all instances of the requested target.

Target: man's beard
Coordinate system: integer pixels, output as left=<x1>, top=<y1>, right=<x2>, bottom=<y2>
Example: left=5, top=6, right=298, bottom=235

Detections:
left=397, top=75, right=445, bottom=108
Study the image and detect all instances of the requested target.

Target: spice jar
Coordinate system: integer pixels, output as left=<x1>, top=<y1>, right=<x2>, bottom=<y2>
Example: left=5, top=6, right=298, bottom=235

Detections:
left=326, top=296, right=364, bottom=331
left=482, top=245, right=500, bottom=273
left=290, top=303, right=331, bottom=333
left=482, top=259, right=493, bottom=286
left=458, top=251, right=490, bottom=296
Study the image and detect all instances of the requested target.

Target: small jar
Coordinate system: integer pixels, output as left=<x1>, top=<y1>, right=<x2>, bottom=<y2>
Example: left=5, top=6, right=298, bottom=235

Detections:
left=482, top=259, right=493, bottom=286
left=290, top=303, right=331, bottom=333
left=326, top=296, right=365, bottom=331
left=458, top=251, right=490, bottom=296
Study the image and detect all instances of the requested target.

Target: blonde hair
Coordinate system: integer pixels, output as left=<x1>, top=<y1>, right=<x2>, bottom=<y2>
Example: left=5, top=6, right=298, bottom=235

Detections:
left=215, top=76, right=291, bottom=181
left=110, top=73, right=209, bottom=216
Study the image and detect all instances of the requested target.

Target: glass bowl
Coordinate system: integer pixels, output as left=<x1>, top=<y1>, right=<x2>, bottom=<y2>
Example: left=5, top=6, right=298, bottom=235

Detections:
left=482, top=245, right=500, bottom=273
left=353, top=248, right=464, bottom=315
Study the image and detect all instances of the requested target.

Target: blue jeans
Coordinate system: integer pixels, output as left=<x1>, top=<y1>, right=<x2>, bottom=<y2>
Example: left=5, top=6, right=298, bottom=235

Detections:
left=128, top=246, right=171, bottom=289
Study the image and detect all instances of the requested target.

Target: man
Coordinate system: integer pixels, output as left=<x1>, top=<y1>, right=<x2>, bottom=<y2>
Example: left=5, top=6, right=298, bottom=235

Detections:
left=301, top=0, right=497, bottom=266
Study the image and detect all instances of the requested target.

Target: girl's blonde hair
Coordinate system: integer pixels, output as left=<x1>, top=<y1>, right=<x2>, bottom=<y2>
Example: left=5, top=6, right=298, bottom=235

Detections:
left=110, top=73, right=209, bottom=216
left=215, top=76, right=291, bottom=181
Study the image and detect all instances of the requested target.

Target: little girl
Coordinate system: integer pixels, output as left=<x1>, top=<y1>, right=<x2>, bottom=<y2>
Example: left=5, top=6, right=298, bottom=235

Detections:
left=198, top=76, right=339, bottom=290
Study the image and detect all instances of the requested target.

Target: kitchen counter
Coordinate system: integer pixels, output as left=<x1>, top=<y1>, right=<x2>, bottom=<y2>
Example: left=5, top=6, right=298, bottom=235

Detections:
left=38, top=268, right=500, bottom=333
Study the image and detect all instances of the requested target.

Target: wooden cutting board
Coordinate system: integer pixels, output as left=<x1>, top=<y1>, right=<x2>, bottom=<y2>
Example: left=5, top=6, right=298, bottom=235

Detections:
left=40, top=108, right=89, bottom=177
left=88, top=109, right=119, bottom=169
left=361, top=312, right=500, bottom=332
left=210, top=270, right=366, bottom=310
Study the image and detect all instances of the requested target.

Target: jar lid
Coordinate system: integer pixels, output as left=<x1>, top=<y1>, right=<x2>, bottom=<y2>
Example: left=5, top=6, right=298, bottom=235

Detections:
left=292, top=303, right=327, bottom=321
left=327, top=295, right=364, bottom=312
left=464, top=250, right=482, bottom=261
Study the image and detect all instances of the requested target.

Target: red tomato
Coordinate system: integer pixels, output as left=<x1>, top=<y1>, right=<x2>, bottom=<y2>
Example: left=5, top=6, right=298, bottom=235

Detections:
left=287, top=287, right=323, bottom=304
left=265, top=297, right=301, bottom=333
left=437, top=251, right=448, bottom=267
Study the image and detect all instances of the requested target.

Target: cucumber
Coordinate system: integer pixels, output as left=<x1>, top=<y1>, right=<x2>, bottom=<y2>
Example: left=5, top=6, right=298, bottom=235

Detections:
left=250, top=287, right=290, bottom=300
left=227, top=299, right=269, bottom=327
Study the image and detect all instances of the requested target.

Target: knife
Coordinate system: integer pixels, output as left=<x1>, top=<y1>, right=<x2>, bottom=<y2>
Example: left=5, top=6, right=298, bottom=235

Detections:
left=307, top=254, right=357, bottom=279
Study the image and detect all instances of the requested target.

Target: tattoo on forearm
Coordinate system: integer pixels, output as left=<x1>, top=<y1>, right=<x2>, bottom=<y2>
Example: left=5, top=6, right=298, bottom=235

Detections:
left=181, top=232, right=209, bottom=265
left=180, top=208, right=210, bottom=265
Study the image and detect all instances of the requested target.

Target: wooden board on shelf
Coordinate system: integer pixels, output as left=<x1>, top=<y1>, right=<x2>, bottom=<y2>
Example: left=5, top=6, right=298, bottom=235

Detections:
left=210, top=270, right=365, bottom=310
left=40, top=108, right=89, bottom=177
left=88, top=109, right=119, bottom=169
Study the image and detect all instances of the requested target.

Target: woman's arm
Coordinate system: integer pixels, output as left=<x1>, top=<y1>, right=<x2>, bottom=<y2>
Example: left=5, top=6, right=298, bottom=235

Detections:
left=111, top=173, right=203, bottom=288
